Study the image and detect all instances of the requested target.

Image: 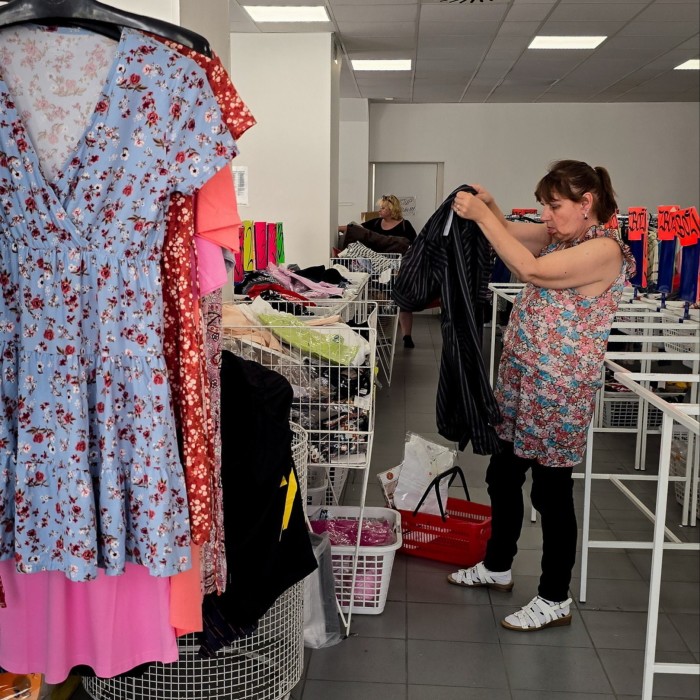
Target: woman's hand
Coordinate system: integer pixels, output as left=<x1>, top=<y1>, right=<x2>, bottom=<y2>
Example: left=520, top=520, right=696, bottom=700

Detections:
left=471, top=184, right=495, bottom=207
left=452, top=191, right=490, bottom=223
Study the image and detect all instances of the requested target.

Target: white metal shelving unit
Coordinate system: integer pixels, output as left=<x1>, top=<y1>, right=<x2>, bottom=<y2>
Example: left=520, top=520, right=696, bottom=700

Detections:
left=331, top=254, right=402, bottom=387
left=222, top=301, right=380, bottom=636
left=579, top=373, right=700, bottom=700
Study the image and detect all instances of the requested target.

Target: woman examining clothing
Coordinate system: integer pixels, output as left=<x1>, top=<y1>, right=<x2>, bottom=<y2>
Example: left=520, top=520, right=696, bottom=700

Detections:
left=447, top=160, right=635, bottom=631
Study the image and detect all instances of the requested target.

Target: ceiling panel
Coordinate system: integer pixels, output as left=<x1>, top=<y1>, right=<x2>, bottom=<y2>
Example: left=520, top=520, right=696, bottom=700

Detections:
left=229, top=0, right=700, bottom=103
left=634, top=3, right=700, bottom=22
left=343, top=36, right=416, bottom=52
left=618, top=21, right=696, bottom=36
left=331, top=4, right=418, bottom=22
left=419, top=20, right=502, bottom=36
left=505, top=4, right=555, bottom=22
left=419, top=3, right=509, bottom=22
left=335, top=21, right=416, bottom=37
left=538, top=20, right=628, bottom=33
left=547, top=3, right=646, bottom=21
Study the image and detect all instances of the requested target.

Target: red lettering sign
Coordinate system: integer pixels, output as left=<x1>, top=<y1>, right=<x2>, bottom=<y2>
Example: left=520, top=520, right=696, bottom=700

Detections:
left=657, top=205, right=680, bottom=241
left=628, top=207, right=648, bottom=241
left=673, top=207, right=700, bottom=247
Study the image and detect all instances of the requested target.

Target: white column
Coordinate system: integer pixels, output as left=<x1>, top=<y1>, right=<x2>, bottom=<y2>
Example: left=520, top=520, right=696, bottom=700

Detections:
left=229, top=32, right=340, bottom=267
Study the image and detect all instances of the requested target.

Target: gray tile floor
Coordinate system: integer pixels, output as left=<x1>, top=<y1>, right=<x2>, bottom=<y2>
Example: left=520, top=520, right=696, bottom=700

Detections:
left=294, top=312, right=700, bottom=700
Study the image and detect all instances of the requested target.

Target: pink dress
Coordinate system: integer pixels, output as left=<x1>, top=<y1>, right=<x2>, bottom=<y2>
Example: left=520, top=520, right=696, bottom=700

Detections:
left=0, top=560, right=177, bottom=683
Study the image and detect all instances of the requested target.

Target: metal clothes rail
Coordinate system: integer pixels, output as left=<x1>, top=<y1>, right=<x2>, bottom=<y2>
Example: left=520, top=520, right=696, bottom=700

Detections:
left=580, top=373, right=700, bottom=700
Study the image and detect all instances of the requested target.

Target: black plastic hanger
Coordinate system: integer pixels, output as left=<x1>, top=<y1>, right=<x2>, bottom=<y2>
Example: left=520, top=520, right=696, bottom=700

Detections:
left=0, top=0, right=211, bottom=55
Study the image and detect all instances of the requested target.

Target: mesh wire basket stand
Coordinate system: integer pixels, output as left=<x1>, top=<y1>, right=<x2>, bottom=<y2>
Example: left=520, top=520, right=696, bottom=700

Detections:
left=223, top=301, right=378, bottom=635
left=83, top=423, right=309, bottom=700
left=222, top=301, right=377, bottom=507
left=602, top=391, right=686, bottom=429
left=331, top=255, right=401, bottom=386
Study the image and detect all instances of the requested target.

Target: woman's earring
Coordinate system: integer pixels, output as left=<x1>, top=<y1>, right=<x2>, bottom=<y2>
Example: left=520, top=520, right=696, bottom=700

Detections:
left=583, top=211, right=589, bottom=220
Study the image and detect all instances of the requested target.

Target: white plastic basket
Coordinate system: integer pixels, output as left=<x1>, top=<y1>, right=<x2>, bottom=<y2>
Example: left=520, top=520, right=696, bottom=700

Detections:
left=307, top=505, right=402, bottom=615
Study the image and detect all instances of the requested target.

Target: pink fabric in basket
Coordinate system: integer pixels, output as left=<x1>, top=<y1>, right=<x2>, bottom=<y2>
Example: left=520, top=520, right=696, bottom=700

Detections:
left=310, top=518, right=394, bottom=547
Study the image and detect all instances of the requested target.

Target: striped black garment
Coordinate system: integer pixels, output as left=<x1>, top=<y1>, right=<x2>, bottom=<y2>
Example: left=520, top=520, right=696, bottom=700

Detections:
left=393, top=185, right=502, bottom=455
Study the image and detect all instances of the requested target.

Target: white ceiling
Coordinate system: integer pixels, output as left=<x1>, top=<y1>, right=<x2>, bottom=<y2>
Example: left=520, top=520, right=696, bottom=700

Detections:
left=229, top=0, right=699, bottom=103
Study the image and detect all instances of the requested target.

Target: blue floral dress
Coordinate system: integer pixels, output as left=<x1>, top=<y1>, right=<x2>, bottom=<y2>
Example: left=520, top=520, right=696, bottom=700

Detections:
left=0, top=26, right=236, bottom=580
left=495, top=226, right=634, bottom=468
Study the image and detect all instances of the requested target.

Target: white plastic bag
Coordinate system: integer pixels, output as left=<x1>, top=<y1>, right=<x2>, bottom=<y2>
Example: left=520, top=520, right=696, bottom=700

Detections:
left=303, top=533, right=343, bottom=649
left=393, top=432, right=456, bottom=516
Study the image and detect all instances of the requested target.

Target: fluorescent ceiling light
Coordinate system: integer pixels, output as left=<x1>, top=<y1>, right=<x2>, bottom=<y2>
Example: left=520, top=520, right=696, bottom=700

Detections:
left=528, top=36, right=606, bottom=50
left=674, top=59, right=699, bottom=70
left=351, top=60, right=412, bottom=71
left=243, top=6, right=329, bottom=22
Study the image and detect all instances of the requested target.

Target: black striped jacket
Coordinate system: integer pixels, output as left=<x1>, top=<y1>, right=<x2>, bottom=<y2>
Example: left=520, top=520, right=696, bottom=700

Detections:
left=393, top=185, right=502, bottom=455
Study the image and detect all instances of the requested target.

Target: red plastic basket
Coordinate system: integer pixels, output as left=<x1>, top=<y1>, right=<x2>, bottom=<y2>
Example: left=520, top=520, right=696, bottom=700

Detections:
left=396, top=466, right=492, bottom=567
left=399, top=499, right=491, bottom=567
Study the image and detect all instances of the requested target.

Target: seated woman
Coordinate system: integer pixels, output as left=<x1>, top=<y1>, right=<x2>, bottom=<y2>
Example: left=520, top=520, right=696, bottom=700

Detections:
left=340, top=195, right=418, bottom=348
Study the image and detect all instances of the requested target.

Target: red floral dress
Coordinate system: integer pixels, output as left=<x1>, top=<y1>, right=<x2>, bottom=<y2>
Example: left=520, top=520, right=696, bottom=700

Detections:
left=153, top=39, right=255, bottom=588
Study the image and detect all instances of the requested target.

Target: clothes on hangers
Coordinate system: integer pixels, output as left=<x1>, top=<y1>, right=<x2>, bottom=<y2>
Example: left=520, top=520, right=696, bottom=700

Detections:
left=393, top=185, right=502, bottom=454
left=0, top=23, right=236, bottom=676
left=152, top=38, right=256, bottom=596
left=0, top=560, right=178, bottom=684
left=0, top=0, right=211, bottom=55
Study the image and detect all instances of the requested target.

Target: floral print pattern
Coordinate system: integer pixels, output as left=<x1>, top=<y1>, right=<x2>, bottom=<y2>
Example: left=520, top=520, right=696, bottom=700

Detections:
left=155, top=42, right=254, bottom=550
left=0, top=25, right=236, bottom=580
left=495, top=226, right=632, bottom=468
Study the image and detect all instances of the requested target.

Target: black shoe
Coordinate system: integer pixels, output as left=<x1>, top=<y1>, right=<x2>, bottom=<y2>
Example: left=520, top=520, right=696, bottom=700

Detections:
left=403, top=335, right=415, bottom=349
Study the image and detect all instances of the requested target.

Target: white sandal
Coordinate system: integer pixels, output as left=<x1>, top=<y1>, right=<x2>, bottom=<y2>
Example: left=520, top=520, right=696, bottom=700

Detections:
left=501, top=596, right=572, bottom=631
left=447, top=561, right=514, bottom=591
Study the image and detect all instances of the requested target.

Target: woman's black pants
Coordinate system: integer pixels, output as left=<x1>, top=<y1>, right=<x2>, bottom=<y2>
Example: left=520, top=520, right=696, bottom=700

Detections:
left=483, top=440, right=577, bottom=603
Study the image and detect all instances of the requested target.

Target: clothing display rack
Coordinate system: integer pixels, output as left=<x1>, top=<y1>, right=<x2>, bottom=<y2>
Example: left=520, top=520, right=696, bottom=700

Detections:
left=222, top=301, right=379, bottom=635
left=331, top=253, right=402, bottom=386
left=82, top=425, right=309, bottom=700
left=581, top=373, right=699, bottom=700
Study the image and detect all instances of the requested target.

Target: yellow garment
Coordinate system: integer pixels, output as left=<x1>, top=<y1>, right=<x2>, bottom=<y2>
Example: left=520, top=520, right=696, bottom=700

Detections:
left=280, top=469, right=298, bottom=534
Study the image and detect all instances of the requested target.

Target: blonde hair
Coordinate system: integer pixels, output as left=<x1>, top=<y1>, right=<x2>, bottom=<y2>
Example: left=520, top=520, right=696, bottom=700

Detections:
left=376, top=194, right=403, bottom=220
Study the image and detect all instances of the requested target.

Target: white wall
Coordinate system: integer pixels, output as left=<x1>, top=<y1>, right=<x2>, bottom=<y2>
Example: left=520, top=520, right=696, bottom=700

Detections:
left=369, top=103, right=700, bottom=213
left=111, top=0, right=179, bottom=22
left=339, top=98, right=370, bottom=228
left=230, top=33, right=338, bottom=267
left=180, top=0, right=230, bottom=71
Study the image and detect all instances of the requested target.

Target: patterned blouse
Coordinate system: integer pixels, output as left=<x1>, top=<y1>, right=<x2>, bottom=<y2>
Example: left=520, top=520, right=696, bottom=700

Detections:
left=495, top=226, right=635, bottom=468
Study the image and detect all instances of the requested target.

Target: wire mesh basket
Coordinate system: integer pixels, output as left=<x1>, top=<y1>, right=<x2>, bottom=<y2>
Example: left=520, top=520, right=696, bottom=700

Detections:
left=82, top=424, right=308, bottom=700
left=331, top=255, right=401, bottom=386
left=669, top=429, right=699, bottom=519
left=222, top=302, right=377, bottom=470
left=601, top=392, right=686, bottom=429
